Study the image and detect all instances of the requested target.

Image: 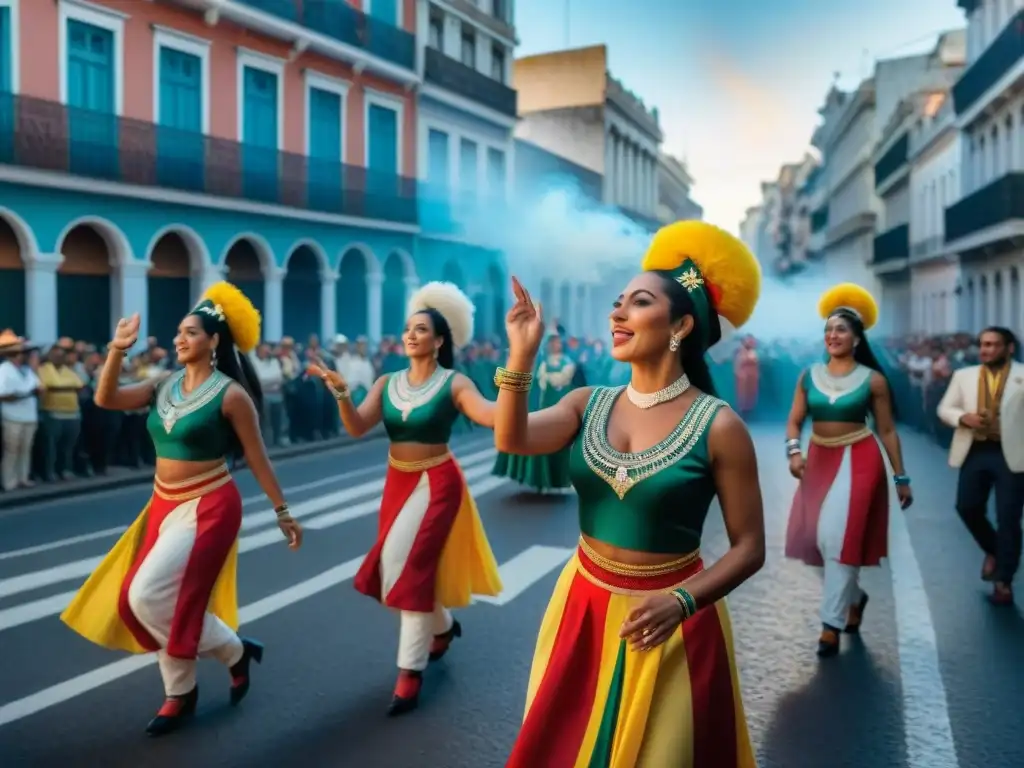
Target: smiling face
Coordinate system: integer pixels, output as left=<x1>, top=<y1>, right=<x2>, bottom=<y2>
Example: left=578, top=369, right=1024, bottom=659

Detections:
left=174, top=314, right=217, bottom=365
left=608, top=272, right=693, bottom=363
left=403, top=311, right=442, bottom=360
left=824, top=313, right=857, bottom=358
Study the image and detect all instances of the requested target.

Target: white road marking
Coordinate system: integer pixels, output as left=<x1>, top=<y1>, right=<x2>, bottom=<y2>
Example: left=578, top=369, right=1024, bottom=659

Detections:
left=0, top=449, right=497, bottom=599
left=0, top=474, right=528, bottom=728
left=0, top=460, right=505, bottom=632
left=0, top=527, right=129, bottom=562
left=474, top=545, right=573, bottom=606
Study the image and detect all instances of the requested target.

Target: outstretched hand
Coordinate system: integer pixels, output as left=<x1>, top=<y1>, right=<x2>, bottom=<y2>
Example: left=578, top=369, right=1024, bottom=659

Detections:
left=505, top=276, right=545, bottom=362
left=110, top=313, right=140, bottom=352
left=307, top=357, right=347, bottom=391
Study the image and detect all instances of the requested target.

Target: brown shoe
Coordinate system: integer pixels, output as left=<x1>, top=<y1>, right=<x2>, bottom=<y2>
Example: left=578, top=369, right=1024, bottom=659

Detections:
left=816, top=627, right=840, bottom=658
left=844, top=592, right=869, bottom=634
left=982, top=555, right=997, bottom=582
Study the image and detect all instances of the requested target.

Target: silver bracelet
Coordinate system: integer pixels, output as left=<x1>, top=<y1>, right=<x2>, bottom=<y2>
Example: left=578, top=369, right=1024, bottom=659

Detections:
left=785, top=438, right=801, bottom=457
left=328, top=385, right=350, bottom=401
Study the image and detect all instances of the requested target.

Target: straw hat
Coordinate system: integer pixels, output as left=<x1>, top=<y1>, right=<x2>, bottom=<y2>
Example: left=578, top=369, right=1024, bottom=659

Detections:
left=0, top=329, right=37, bottom=355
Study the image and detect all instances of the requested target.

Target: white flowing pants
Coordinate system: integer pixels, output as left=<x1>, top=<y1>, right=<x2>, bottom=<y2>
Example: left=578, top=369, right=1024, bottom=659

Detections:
left=398, top=603, right=454, bottom=672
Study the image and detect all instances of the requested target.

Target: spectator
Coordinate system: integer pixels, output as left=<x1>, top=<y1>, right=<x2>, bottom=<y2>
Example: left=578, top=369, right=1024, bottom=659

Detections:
left=37, top=340, right=85, bottom=481
left=0, top=330, right=41, bottom=491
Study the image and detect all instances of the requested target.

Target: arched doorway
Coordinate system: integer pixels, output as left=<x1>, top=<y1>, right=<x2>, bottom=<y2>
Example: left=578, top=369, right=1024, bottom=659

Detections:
left=0, top=216, right=26, bottom=335
left=487, top=263, right=504, bottom=341
left=223, top=238, right=266, bottom=322
left=441, top=259, right=463, bottom=288
left=337, top=248, right=369, bottom=337
left=57, top=223, right=116, bottom=346
left=381, top=252, right=409, bottom=337
left=147, top=231, right=194, bottom=346
left=282, top=244, right=323, bottom=342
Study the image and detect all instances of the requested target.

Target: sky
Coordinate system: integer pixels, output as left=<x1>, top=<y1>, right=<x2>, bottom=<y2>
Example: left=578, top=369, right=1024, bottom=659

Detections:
left=513, top=0, right=968, bottom=234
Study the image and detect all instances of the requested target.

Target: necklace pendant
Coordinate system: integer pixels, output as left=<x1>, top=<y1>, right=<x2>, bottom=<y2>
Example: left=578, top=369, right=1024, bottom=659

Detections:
left=401, top=404, right=412, bottom=422
left=162, top=414, right=177, bottom=434
left=611, top=466, right=632, bottom=499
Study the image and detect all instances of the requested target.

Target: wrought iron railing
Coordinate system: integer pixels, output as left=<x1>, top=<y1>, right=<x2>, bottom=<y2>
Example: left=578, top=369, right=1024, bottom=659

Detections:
left=945, top=172, right=1024, bottom=242
left=872, top=223, right=910, bottom=263
left=424, top=48, right=517, bottom=117
left=874, top=131, right=909, bottom=189
left=952, top=9, right=1024, bottom=115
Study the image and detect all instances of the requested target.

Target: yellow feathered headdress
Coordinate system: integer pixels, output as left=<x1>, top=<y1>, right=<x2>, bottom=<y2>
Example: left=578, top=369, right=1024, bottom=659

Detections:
left=641, top=220, right=762, bottom=349
left=191, top=281, right=262, bottom=353
left=818, top=283, right=878, bottom=331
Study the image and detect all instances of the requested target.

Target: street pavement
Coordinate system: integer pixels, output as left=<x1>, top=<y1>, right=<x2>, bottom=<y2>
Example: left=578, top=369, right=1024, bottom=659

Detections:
left=0, top=425, right=1021, bottom=768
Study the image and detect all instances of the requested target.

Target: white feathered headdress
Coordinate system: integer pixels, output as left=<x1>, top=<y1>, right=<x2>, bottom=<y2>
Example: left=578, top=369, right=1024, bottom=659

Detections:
left=407, top=281, right=475, bottom=349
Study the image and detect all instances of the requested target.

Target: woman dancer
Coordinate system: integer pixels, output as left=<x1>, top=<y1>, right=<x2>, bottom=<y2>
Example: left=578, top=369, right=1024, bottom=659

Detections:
left=784, top=283, right=913, bottom=657
left=498, top=221, right=765, bottom=767
left=311, top=281, right=502, bottom=716
left=734, top=335, right=760, bottom=418
left=61, top=282, right=303, bottom=736
left=492, top=329, right=578, bottom=493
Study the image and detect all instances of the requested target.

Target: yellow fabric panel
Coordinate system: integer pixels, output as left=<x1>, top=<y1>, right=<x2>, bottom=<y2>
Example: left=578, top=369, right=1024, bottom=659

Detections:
left=521, top=556, right=576, bottom=718
left=435, top=474, right=502, bottom=609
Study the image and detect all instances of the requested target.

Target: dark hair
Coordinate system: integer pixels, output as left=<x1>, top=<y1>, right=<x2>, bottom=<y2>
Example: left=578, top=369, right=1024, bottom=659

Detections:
left=414, top=309, right=455, bottom=369
left=980, top=326, right=1021, bottom=361
left=213, top=326, right=264, bottom=459
left=827, top=309, right=897, bottom=418
left=653, top=271, right=720, bottom=396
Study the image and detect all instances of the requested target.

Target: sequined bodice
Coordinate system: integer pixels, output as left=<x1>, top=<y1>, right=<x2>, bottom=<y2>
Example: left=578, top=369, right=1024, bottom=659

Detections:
left=381, top=368, right=459, bottom=444
left=803, top=363, right=873, bottom=423
left=569, top=386, right=725, bottom=554
left=147, top=370, right=234, bottom=461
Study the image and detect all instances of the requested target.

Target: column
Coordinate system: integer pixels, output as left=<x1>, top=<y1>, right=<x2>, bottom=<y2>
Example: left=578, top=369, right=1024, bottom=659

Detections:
left=192, top=262, right=225, bottom=304
left=263, top=267, right=285, bottom=341
left=603, top=134, right=615, bottom=204
left=404, top=275, right=420, bottom=311
left=24, top=254, right=61, bottom=346
left=614, top=137, right=624, bottom=205
left=115, top=260, right=151, bottom=352
left=367, top=271, right=383, bottom=343
left=320, top=269, right=338, bottom=342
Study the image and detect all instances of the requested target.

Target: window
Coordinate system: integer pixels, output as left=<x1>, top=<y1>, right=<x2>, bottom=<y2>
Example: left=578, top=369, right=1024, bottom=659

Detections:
left=365, top=90, right=403, bottom=176
left=304, top=72, right=347, bottom=160
left=0, top=0, right=18, bottom=94
left=367, top=0, right=397, bottom=27
left=153, top=27, right=210, bottom=133
left=459, top=137, right=477, bottom=198
left=59, top=0, right=124, bottom=114
left=491, top=45, right=505, bottom=82
left=493, top=0, right=508, bottom=23
left=486, top=147, right=506, bottom=198
left=237, top=49, right=284, bottom=202
left=461, top=31, right=475, bottom=68
left=428, top=11, right=443, bottom=49
left=427, top=128, right=450, bottom=188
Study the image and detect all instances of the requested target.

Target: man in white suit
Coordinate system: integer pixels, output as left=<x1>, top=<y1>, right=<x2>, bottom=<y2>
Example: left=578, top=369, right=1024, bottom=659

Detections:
left=937, top=327, right=1024, bottom=605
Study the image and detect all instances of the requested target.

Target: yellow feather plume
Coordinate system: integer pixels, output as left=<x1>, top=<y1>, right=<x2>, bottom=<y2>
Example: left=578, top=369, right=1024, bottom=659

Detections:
left=817, top=283, right=879, bottom=331
left=199, top=281, right=262, bottom=353
left=641, top=220, right=762, bottom=329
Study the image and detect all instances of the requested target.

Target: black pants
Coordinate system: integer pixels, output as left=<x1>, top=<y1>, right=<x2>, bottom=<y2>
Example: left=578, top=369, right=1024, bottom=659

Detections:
left=956, top=441, right=1024, bottom=584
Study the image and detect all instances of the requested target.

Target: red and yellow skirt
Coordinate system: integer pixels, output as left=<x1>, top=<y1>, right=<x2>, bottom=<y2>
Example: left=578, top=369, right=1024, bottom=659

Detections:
left=354, top=452, right=502, bottom=611
left=507, top=539, right=755, bottom=768
left=785, top=428, right=889, bottom=567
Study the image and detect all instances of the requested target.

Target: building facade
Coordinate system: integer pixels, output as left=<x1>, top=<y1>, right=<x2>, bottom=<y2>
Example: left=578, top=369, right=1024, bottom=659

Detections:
left=946, top=0, right=1024, bottom=333
left=512, top=44, right=663, bottom=229
left=0, top=0, right=508, bottom=348
left=415, top=0, right=518, bottom=340
left=656, top=152, right=703, bottom=224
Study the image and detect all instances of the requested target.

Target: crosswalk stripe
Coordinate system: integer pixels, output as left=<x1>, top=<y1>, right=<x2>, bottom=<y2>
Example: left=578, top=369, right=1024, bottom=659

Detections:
left=473, top=545, right=574, bottom=606
left=0, top=473, right=550, bottom=728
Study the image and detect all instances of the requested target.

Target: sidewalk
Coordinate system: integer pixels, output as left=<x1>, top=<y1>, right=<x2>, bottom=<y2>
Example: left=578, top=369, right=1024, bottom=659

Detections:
left=0, top=427, right=387, bottom=510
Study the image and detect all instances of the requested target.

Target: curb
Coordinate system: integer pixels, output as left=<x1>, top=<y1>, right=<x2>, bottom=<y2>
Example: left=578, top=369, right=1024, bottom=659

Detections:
left=0, top=428, right=387, bottom=510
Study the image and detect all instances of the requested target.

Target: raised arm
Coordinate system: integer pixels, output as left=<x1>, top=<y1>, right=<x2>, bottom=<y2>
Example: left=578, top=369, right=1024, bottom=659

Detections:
left=93, top=314, right=161, bottom=411
left=311, top=360, right=386, bottom=438
left=452, top=372, right=495, bottom=429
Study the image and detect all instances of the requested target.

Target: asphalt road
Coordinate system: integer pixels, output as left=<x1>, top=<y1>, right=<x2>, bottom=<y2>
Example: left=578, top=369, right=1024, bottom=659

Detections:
left=0, top=425, right=1021, bottom=768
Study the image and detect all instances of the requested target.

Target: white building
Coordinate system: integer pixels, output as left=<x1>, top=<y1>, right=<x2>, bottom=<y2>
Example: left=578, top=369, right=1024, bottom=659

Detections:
left=739, top=205, right=763, bottom=255
left=947, top=0, right=1024, bottom=333
left=656, top=153, right=703, bottom=224
left=512, top=45, right=663, bottom=224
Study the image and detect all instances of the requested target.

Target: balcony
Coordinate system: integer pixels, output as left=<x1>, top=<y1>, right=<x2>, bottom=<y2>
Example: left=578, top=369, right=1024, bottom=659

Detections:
left=237, top=0, right=415, bottom=71
left=874, top=131, right=909, bottom=190
left=872, top=223, right=909, bottom=264
left=423, top=48, right=517, bottom=118
left=952, top=9, right=1024, bottom=117
left=810, top=204, right=828, bottom=233
left=945, top=172, right=1024, bottom=243
left=0, top=93, right=417, bottom=225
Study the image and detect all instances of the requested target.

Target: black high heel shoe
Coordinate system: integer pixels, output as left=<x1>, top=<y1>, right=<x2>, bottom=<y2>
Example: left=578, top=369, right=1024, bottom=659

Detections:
left=146, top=685, right=198, bottom=737
left=428, top=619, right=462, bottom=662
left=229, top=637, right=264, bottom=705
left=387, top=670, right=422, bottom=717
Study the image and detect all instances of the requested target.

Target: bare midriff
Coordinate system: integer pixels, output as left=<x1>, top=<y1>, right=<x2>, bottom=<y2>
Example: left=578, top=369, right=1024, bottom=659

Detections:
left=388, top=441, right=450, bottom=463
left=581, top=533, right=694, bottom=567
left=810, top=421, right=869, bottom=440
left=155, top=457, right=228, bottom=485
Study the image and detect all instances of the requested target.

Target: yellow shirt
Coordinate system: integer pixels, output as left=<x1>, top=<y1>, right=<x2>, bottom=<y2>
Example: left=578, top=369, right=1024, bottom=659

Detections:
left=38, top=363, right=83, bottom=414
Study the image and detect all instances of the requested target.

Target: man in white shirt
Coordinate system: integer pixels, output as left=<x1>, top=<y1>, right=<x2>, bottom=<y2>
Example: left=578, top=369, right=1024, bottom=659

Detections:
left=0, top=332, right=42, bottom=491
left=937, top=327, right=1024, bottom=605
left=250, top=343, right=287, bottom=447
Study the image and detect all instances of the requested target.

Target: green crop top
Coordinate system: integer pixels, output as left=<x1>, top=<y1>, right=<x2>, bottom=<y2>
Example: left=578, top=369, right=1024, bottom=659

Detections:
left=801, top=363, right=874, bottom=423
left=147, top=370, right=234, bottom=461
left=382, top=368, right=460, bottom=444
left=570, top=387, right=725, bottom=555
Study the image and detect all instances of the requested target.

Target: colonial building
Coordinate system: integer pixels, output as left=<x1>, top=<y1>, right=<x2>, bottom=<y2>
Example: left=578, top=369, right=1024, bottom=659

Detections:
left=415, top=0, right=518, bottom=340
left=512, top=44, right=663, bottom=230
left=656, top=152, right=702, bottom=224
left=946, top=0, right=1024, bottom=333
left=769, top=155, right=818, bottom=276
left=0, top=0, right=504, bottom=349
left=797, top=162, right=828, bottom=263
left=739, top=205, right=763, bottom=257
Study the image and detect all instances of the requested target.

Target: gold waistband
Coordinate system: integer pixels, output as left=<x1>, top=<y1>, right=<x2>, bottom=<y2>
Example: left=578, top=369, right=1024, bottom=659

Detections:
left=388, top=452, right=452, bottom=472
left=154, top=463, right=231, bottom=502
left=810, top=427, right=873, bottom=447
left=578, top=537, right=700, bottom=578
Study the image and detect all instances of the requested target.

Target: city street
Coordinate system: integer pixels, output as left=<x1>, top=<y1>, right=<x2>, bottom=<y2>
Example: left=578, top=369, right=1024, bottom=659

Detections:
left=0, top=425, right=1021, bottom=768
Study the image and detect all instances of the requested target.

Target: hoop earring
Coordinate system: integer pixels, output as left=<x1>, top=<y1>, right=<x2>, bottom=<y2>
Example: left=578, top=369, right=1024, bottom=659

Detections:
left=669, top=335, right=681, bottom=352
left=211, top=348, right=218, bottom=366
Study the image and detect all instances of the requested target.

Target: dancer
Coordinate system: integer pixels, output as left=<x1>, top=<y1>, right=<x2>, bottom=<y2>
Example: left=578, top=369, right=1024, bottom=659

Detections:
left=492, top=328, right=578, bottom=493
left=734, top=335, right=760, bottom=418
left=498, top=221, right=765, bottom=767
left=937, top=326, right=1024, bottom=605
left=784, top=283, right=912, bottom=657
left=61, top=282, right=303, bottom=736
left=311, top=281, right=502, bottom=716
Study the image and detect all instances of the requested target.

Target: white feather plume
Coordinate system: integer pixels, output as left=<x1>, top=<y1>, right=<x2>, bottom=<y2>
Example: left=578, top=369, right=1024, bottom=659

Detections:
left=407, top=281, right=475, bottom=349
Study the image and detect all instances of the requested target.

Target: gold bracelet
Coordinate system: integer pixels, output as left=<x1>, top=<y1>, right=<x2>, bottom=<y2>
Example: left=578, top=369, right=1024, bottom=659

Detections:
left=494, top=366, right=534, bottom=391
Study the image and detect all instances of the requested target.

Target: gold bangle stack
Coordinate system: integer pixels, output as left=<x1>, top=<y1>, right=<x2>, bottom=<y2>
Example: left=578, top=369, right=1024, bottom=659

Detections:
left=494, top=366, right=533, bottom=393
left=672, top=588, right=697, bottom=621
